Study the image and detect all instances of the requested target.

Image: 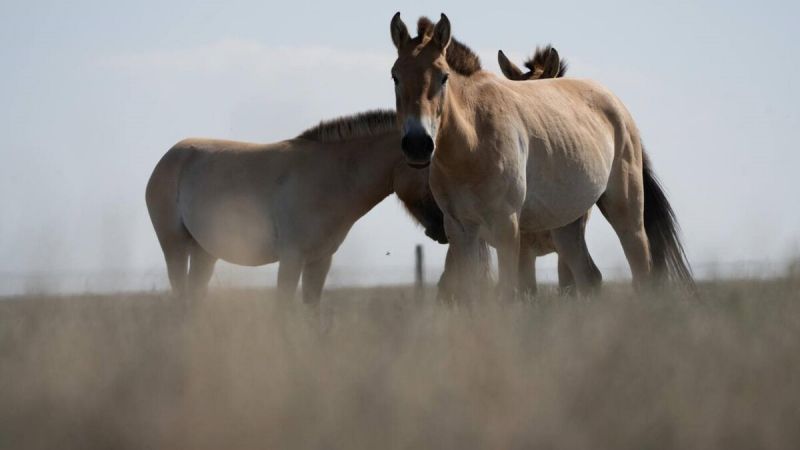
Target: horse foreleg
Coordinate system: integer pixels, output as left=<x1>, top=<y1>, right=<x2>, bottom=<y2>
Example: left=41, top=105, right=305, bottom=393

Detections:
left=442, top=217, right=483, bottom=305
left=437, top=246, right=458, bottom=304
left=492, top=212, right=521, bottom=302
left=476, top=239, right=494, bottom=298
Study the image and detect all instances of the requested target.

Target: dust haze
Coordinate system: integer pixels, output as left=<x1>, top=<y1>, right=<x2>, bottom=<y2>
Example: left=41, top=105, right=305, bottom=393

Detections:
left=3, top=2, right=800, bottom=449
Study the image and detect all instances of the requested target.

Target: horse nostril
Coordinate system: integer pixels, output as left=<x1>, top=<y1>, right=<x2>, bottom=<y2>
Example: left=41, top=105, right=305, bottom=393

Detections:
left=401, top=135, right=410, bottom=153
left=422, top=135, right=434, bottom=154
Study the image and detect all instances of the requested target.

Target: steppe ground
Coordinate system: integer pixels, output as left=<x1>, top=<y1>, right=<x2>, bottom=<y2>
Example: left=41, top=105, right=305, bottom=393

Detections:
left=2, top=277, right=800, bottom=450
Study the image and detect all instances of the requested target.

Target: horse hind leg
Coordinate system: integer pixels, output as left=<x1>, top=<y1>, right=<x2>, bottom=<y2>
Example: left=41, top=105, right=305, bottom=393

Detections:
left=163, top=240, right=189, bottom=298
left=598, top=199, right=651, bottom=289
left=556, top=212, right=591, bottom=295
left=147, top=200, right=191, bottom=298
left=187, top=243, right=217, bottom=300
left=557, top=256, right=576, bottom=295
left=597, top=158, right=652, bottom=289
left=301, top=254, right=332, bottom=307
left=146, top=149, right=194, bottom=299
left=551, top=217, right=602, bottom=295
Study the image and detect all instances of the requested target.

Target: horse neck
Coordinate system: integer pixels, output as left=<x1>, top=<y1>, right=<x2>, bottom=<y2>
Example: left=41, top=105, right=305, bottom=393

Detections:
left=435, top=74, right=483, bottom=166
left=334, top=132, right=402, bottom=217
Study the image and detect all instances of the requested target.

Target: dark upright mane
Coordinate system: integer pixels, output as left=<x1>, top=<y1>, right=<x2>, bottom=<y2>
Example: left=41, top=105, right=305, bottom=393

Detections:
left=416, top=17, right=482, bottom=76
left=524, top=44, right=568, bottom=78
left=297, top=110, right=397, bottom=142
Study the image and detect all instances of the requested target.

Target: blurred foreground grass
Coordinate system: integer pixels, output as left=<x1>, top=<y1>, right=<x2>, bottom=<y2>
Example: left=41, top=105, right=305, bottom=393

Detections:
left=2, top=278, right=800, bottom=450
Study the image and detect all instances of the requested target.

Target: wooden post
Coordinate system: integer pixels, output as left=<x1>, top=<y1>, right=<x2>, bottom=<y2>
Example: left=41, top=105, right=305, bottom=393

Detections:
left=415, top=244, right=424, bottom=301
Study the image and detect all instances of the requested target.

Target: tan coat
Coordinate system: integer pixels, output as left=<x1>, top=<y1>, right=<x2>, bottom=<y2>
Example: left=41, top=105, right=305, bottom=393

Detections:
left=390, top=13, right=692, bottom=300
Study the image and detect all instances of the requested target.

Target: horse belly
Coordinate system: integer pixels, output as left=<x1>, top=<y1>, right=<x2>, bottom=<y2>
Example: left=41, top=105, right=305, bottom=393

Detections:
left=180, top=191, right=279, bottom=266
left=521, top=160, right=610, bottom=231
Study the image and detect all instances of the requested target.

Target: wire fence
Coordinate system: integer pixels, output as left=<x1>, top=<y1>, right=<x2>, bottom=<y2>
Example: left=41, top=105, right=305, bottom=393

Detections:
left=1, top=256, right=798, bottom=298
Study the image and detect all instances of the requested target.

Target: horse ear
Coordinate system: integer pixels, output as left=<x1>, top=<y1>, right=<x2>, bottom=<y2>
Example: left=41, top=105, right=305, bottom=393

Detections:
left=431, top=13, right=452, bottom=50
left=498, top=50, right=525, bottom=81
left=390, top=12, right=411, bottom=50
left=542, top=47, right=562, bottom=78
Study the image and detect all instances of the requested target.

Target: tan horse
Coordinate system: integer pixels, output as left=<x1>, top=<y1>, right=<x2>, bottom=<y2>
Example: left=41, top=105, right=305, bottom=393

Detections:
left=501, top=46, right=594, bottom=296
left=440, top=44, right=594, bottom=299
left=146, top=43, right=574, bottom=304
left=389, top=14, right=692, bottom=300
left=146, top=113, right=441, bottom=303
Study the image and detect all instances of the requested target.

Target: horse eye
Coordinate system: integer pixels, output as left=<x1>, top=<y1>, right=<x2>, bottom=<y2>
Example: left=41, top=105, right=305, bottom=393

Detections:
left=442, top=74, right=449, bottom=85
left=392, top=75, right=399, bottom=86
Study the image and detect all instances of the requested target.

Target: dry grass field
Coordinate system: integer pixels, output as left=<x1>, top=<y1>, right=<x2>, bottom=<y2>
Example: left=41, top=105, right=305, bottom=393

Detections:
left=2, top=277, right=800, bottom=450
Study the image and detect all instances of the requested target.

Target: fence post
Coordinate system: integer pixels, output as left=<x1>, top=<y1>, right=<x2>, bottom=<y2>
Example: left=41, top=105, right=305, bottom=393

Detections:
left=415, top=244, right=424, bottom=301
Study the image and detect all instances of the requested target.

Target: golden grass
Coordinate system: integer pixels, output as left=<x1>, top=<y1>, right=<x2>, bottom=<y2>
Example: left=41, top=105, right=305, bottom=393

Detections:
left=2, top=279, right=800, bottom=450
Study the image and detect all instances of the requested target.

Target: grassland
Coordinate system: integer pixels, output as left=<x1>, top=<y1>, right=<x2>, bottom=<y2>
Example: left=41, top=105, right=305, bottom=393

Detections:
left=2, top=278, right=800, bottom=450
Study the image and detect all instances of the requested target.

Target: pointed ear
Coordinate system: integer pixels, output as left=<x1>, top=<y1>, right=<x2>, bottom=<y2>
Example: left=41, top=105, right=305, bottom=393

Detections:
left=431, top=13, right=452, bottom=50
left=542, top=47, right=562, bottom=78
left=498, top=50, right=525, bottom=80
left=390, top=12, right=410, bottom=50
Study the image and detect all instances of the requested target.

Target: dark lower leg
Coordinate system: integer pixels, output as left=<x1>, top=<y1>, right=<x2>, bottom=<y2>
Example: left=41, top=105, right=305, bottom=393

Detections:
left=277, top=254, right=304, bottom=304
left=557, top=256, right=576, bottom=296
left=165, top=248, right=189, bottom=299
left=301, top=255, right=332, bottom=307
left=493, top=213, right=521, bottom=302
left=552, top=219, right=602, bottom=295
left=187, top=245, right=217, bottom=300
left=518, top=244, right=537, bottom=297
left=442, top=218, right=483, bottom=305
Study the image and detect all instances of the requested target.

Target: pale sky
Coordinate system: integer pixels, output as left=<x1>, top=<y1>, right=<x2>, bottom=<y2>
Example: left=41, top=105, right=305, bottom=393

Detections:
left=1, top=0, right=799, bottom=293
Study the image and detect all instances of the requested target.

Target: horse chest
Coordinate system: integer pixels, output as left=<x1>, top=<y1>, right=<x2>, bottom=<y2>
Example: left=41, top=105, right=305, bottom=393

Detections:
left=431, top=163, right=524, bottom=226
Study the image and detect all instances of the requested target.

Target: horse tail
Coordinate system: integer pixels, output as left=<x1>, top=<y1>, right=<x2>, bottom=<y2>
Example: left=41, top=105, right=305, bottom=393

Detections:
left=642, top=150, right=695, bottom=288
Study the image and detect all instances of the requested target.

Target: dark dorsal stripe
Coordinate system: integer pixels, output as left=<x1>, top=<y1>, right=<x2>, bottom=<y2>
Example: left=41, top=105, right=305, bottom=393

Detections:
left=297, top=110, right=397, bottom=142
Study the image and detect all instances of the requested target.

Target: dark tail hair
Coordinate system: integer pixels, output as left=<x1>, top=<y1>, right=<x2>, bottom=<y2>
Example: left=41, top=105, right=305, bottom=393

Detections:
left=642, top=151, right=695, bottom=288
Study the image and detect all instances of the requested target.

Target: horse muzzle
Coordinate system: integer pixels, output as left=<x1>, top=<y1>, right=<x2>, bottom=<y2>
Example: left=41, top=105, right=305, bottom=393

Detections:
left=400, top=133, right=434, bottom=169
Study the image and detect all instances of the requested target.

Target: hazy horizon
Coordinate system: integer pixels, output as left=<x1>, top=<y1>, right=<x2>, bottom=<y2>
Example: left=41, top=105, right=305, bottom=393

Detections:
left=2, top=1, right=799, bottom=294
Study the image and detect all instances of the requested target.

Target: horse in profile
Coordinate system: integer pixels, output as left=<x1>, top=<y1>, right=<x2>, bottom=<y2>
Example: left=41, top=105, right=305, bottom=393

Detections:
left=501, top=46, right=595, bottom=295
left=389, top=13, right=692, bottom=300
left=146, top=112, right=439, bottom=303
